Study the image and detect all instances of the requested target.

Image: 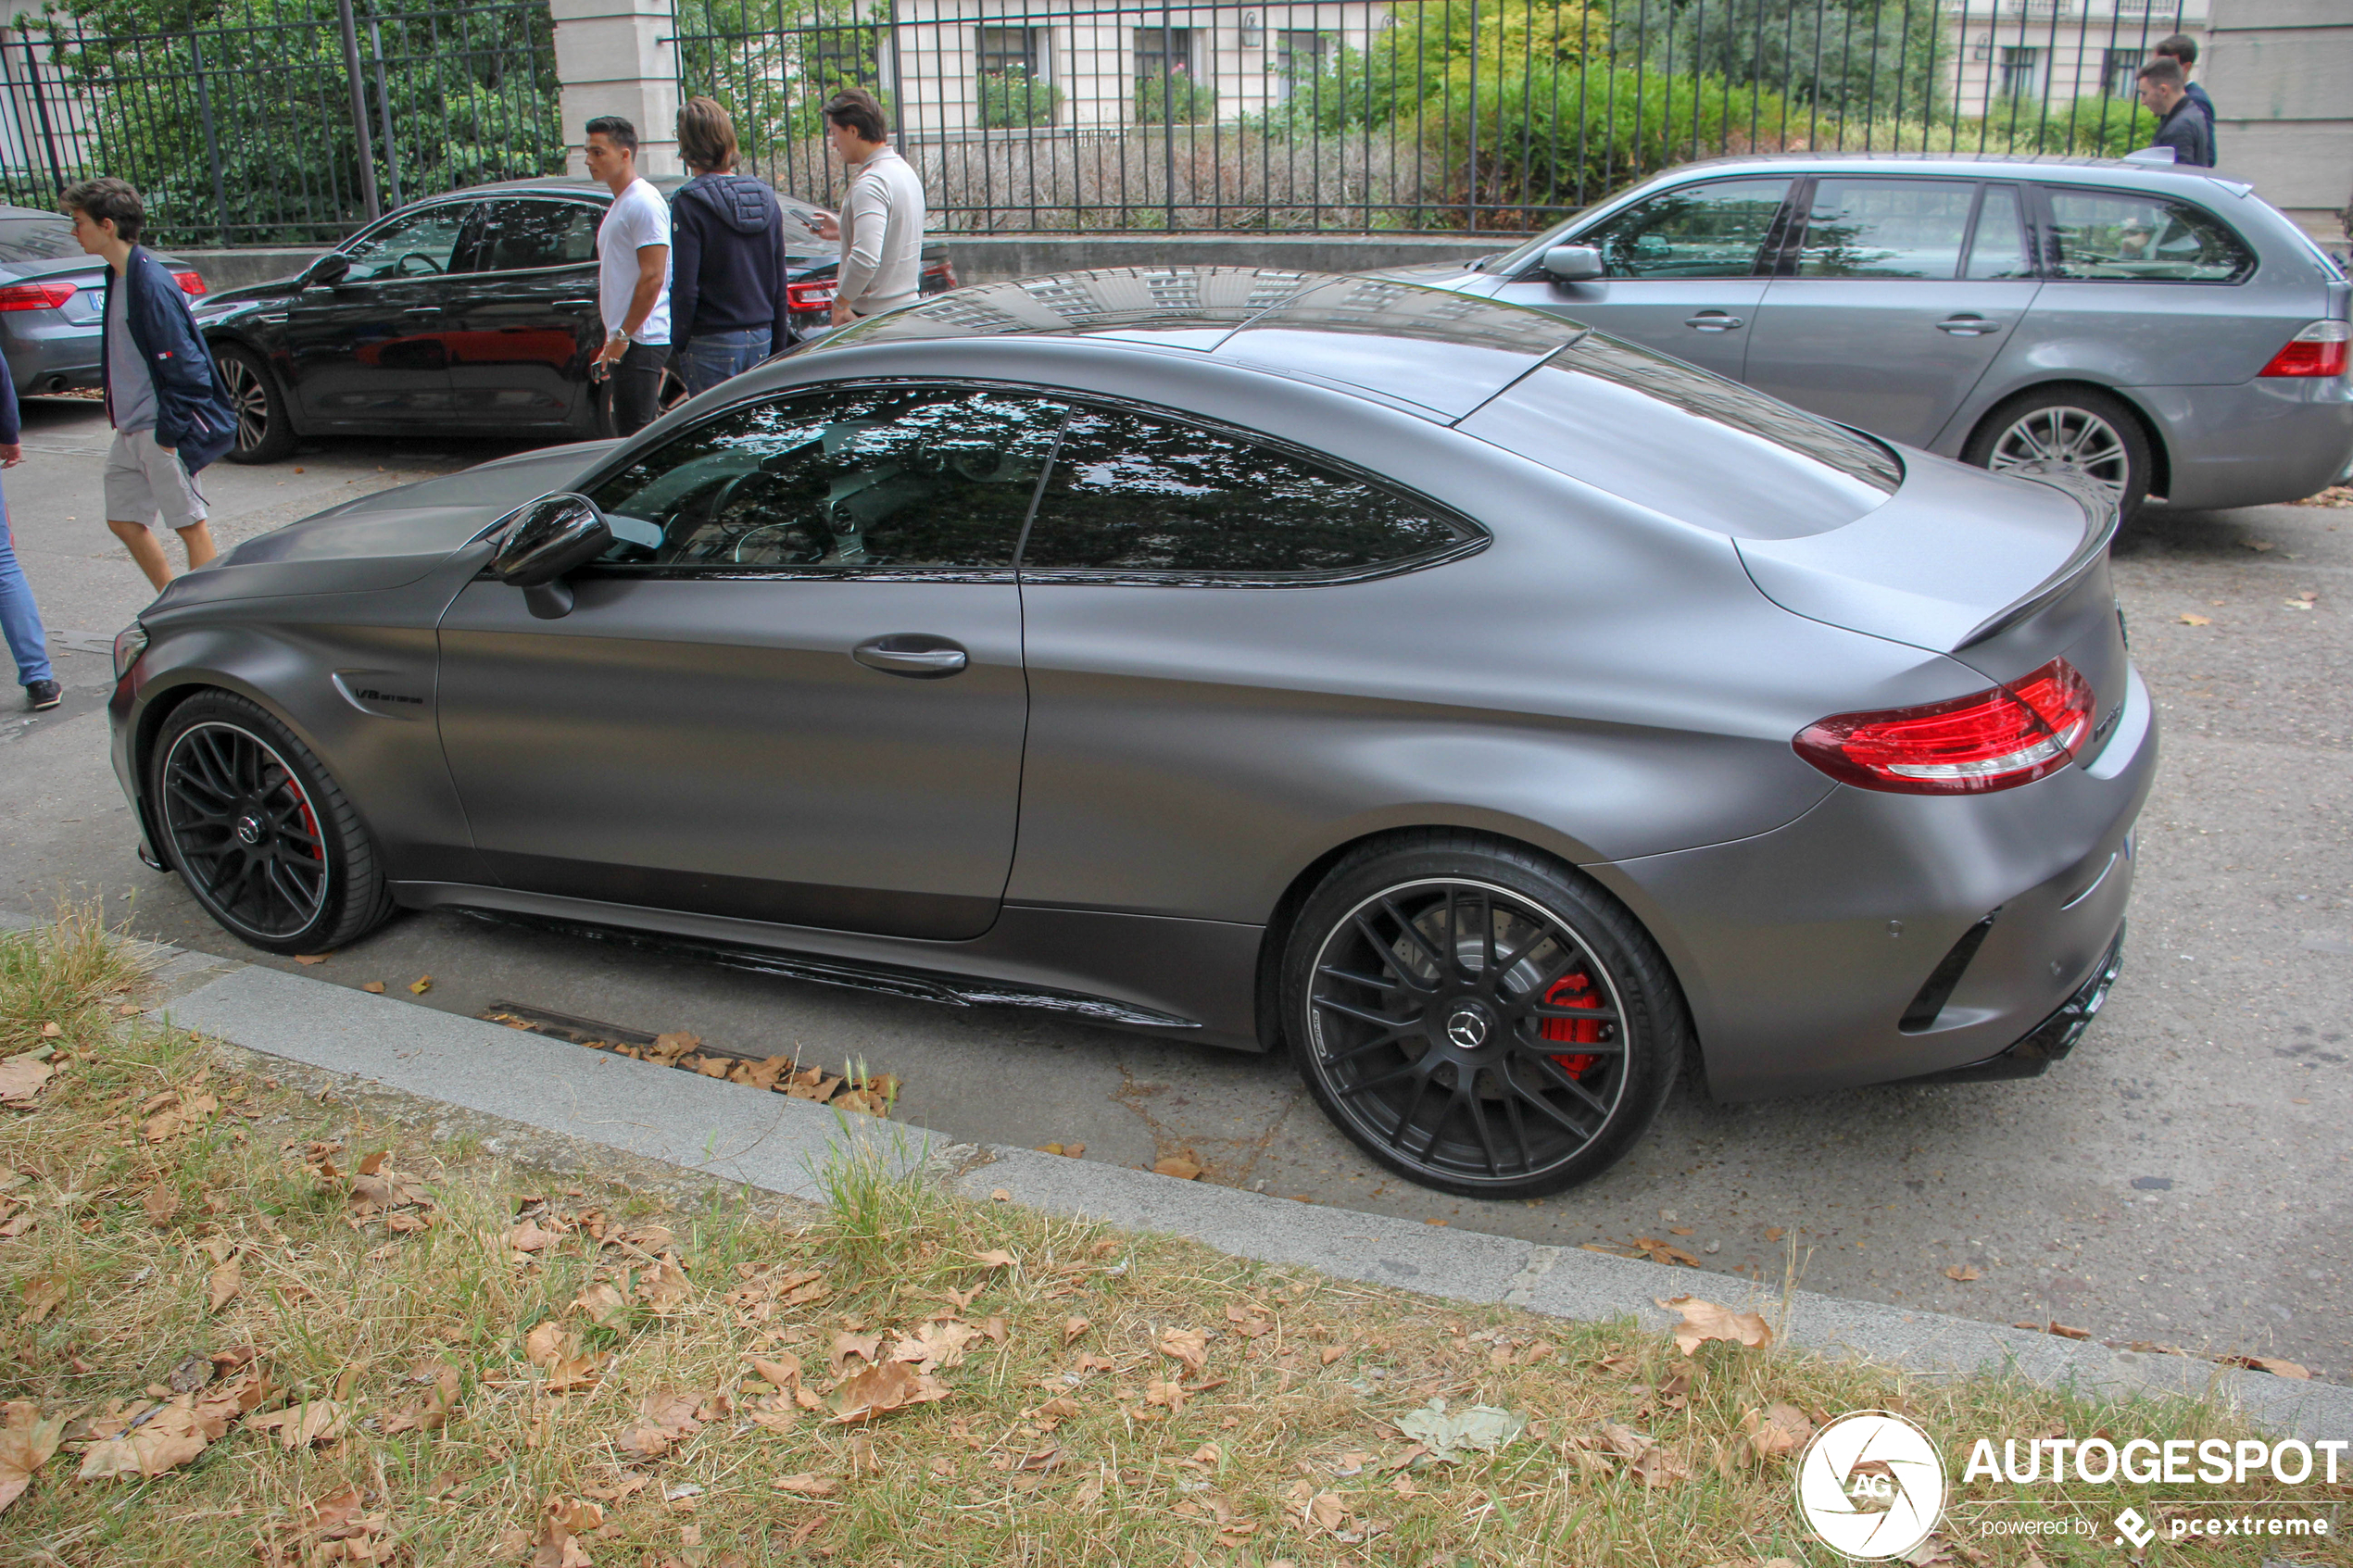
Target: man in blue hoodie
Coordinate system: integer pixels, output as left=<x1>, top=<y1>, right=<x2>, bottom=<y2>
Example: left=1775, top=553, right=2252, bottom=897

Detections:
left=669, top=96, right=796, bottom=396
left=66, top=176, right=237, bottom=591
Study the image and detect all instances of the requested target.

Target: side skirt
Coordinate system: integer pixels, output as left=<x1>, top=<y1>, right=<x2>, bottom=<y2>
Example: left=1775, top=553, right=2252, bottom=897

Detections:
left=386, top=881, right=1268, bottom=1052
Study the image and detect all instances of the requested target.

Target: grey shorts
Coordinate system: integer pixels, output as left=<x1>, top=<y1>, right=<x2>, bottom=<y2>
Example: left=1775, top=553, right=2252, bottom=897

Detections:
left=105, top=428, right=208, bottom=533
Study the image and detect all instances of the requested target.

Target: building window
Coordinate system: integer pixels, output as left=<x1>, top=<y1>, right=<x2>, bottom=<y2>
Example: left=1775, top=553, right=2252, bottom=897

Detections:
left=1133, top=24, right=1197, bottom=82
left=976, top=26, right=1041, bottom=77
left=2102, top=48, right=2140, bottom=99
left=809, top=23, right=884, bottom=93
left=1997, top=46, right=2044, bottom=100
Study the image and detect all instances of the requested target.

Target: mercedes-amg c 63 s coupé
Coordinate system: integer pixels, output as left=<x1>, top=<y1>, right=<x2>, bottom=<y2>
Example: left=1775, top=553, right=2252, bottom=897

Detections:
left=108, top=268, right=2154, bottom=1198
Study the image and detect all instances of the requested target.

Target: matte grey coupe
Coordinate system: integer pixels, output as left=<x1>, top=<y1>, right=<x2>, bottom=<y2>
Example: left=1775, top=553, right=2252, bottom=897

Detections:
left=108, top=268, right=2155, bottom=1198
left=1397, top=153, right=2353, bottom=521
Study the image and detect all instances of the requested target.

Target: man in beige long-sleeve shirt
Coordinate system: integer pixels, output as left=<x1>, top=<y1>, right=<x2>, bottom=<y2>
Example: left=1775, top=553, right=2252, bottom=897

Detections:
left=814, top=88, right=925, bottom=324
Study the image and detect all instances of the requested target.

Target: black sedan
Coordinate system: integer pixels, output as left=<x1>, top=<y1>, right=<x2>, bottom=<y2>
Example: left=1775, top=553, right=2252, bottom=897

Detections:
left=192, top=176, right=954, bottom=462
left=0, top=204, right=204, bottom=400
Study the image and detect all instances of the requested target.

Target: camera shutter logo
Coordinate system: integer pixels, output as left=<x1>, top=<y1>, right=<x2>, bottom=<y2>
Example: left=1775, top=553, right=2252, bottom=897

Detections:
left=1793, top=1411, right=1947, bottom=1561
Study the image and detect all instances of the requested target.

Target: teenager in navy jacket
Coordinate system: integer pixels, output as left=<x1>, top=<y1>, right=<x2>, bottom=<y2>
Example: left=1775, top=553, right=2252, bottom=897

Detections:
left=66, top=176, right=236, bottom=590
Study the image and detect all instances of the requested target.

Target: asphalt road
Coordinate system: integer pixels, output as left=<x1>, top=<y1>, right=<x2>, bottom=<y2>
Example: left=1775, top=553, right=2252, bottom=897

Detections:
left=4, top=396, right=2347, bottom=1377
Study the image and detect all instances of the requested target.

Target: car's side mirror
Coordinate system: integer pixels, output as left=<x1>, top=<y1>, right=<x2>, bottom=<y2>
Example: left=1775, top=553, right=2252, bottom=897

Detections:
left=1541, top=245, right=1604, bottom=283
left=491, top=493, right=612, bottom=619
left=302, top=251, right=352, bottom=288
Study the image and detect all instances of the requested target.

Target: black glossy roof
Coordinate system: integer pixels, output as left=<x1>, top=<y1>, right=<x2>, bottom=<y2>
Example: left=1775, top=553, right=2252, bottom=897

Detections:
left=806, top=267, right=1592, bottom=420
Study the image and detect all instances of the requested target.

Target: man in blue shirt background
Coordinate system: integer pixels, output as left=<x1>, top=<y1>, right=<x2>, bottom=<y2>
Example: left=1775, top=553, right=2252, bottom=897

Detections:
left=2155, top=34, right=2218, bottom=166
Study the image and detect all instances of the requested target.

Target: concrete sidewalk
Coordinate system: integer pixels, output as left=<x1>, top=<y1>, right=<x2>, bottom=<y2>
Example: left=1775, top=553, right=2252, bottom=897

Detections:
left=125, top=936, right=2351, bottom=1443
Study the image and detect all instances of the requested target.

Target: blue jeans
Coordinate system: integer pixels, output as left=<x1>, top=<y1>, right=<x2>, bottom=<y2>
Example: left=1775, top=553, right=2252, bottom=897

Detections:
left=676, top=328, right=773, bottom=397
left=0, top=491, right=53, bottom=688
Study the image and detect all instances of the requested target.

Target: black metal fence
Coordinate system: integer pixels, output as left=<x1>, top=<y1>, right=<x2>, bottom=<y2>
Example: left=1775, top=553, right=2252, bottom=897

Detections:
left=0, top=0, right=563, bottom=248
left=673, top=0, right=2194, bottom=233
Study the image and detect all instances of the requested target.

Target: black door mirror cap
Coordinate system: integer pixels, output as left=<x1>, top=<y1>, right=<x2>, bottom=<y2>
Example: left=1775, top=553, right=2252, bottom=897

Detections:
left=1542, top=245, right=1604, bottom=283
left=492, top=492, right=613, bottom=590
left=303, top=252, right=352, bottom=288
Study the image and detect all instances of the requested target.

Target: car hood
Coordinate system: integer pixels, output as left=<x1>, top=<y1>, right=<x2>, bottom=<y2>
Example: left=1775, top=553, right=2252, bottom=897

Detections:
left=170, top=441, right=618, bottom=602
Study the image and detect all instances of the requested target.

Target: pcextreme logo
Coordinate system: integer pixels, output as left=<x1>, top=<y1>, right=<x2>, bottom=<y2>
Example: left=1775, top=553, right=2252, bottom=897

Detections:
left=1794, top=1411, right=1948, bottom=1562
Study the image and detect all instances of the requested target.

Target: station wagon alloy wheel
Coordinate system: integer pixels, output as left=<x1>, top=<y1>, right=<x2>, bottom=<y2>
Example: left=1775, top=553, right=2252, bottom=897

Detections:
left=1289, top=846, right=1685, bottom=1198
left=1985, top=407, right=2129, bottom=504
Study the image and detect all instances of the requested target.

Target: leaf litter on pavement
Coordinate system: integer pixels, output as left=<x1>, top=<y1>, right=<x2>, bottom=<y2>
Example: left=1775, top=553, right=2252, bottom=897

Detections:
left=0, top=908, right=2336, bottom=1565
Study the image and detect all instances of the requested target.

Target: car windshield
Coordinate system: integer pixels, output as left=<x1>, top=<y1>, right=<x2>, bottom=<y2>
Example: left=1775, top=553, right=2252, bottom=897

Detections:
left=0, top=217, right=82, bottom=264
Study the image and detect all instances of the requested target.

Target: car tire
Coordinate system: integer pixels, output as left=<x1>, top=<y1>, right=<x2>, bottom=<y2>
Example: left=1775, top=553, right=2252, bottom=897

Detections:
left=149, top=691, right=394, bottom=956
left=214, top=343, right=296, bottom=464
left=1963, top=385, right=2152, bottom=521
left=1279, top=832, right=1687, bottom=1199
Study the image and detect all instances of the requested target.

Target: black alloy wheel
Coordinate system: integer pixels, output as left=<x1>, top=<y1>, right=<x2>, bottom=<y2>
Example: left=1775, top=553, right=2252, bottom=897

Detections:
left=151, top=692, right=393, bottom=955
left=1285, top=835, right=1685, bottom=1198
left=215, top=343, right=296, bottom=463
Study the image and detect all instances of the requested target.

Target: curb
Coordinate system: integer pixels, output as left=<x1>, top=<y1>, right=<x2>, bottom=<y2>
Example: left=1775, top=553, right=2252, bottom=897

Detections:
left=110, top=941, right=2353, bottom=1441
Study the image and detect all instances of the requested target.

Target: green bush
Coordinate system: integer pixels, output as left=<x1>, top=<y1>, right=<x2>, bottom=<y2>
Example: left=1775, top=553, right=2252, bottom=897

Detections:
left=1135, top=68, right=1217, bottom=125
left=978, top=67, right=1062, bottom=130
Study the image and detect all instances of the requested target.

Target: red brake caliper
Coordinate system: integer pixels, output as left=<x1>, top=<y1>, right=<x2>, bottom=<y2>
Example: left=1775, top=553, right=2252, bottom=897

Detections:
left=276, top=770, right=322, bottom=859
left=1541, top=972, right=1602, bottom=1078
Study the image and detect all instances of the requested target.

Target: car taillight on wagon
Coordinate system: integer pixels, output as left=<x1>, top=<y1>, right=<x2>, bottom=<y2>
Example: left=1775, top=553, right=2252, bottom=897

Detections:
left=2259, top=320, right=2348, bottom=378
left=172, top=270, right=207, bottom=296
left=0, top=282, right=74, bottom=312
left=1793, top=658, right=2095, bottom=795
left=786, top=279, right=836, bottom=313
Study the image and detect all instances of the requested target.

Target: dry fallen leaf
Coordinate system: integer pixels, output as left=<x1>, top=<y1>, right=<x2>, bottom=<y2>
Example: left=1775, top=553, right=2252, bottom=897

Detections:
left=1062, top=1315, right=1090, bottom=1346
left=1763, top=1226, right=1786, bottom=1242
left=1738, top=1402, right=1814, bottom=1463
left=1151, top=1155, right=1203, bottom=1181
left=527, top=1495, right=602, bottom=1568
left=972, top=1248, right=1017, bottom=1270
left=572, top=1281, right=628, bottom=1326
left=1658, top=1296, right=1772, bottom=1355
left=360, top=982, right=385, bottom=995
left=1944, top=1264, right=1982, bottom=1283
left=408, top=976, right=432, bottom=995
left=889, top=1319, right=982, bottom=1374
left=0, top=1400, right=67, bottom=1513
left=988, top=1188, right=1012, bottom=1202
left=620, top=1390, right=707, bottom=1461
left=1634, top=1236, right=1703, bottom=1268
left=1597, top=1422, right=1691, bottom=1487
left=2220, top=1354, right=2310, bottom=1378
left=293, top=953, right=331, bottom=966
left=1157, top=1327, right=1208, bottom=1376
left=1144, top=1378, right=1189, bottom=1412
left=75, top=1404, right=213, bottom=1480
left=19, top=1276, right=67, bottom=1324
left=382, top=1362, right=462, bottom=1436
left=207, top=1254, right=243, bottom=1312
left=828, top=1331, right=883, bottom=1376
left=509, top=1219, right=559, bottom=1253
left=773, top=1472, right=839, bottom=1496
left=828, top=1361, right=950, bottom=1424
left=246, top=1399, right=347, bottom=1450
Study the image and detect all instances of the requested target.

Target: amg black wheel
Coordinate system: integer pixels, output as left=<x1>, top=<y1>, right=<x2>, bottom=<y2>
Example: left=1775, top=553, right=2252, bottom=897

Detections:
left=1283, top=834, right=1685, bottom=1198
left=150, top=692, right=393, bottom=954
left=214, top=343, right=296, bottom=464
left=1964, top=384, right=2152, bottom=521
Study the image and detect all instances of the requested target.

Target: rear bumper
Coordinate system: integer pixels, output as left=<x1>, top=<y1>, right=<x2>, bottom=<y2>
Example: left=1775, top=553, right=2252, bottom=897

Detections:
left=2131, top=375, right=2353, bottom=510
left=3, top=315, right=104, bottom=394
left=1898, top=919, right=2124, bottom=1085
left=1594, top=663, right=2157, bottom=1102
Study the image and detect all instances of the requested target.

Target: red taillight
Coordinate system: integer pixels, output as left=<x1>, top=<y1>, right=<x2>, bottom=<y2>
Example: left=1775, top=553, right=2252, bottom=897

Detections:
left=929, top=260, right=957, bottom=288
left=786, top=279, right=836, bottom=312
left=172, top=269, right=207, bottom=296
left=0, top=282, right=75, bottom=312
left=2259, top=320, right=2348, bottom=378
left=1794, top=658, right=2095, bottom=795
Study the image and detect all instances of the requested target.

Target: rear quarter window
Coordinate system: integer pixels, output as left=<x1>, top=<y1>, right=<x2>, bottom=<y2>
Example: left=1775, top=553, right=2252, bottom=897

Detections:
left=2040, top=186, right=2255, bottom=283
left=1456, top=334, right=1902, bottom=540
left=0, top=218, right=82, bottom=264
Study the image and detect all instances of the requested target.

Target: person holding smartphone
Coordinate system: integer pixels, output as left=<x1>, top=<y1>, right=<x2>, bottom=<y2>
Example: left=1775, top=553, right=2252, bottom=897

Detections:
left=583, top=115, right=673, bottom=436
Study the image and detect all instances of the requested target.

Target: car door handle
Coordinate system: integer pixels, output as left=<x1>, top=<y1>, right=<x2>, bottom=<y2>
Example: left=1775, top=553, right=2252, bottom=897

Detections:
left=402, top=307, right=443, bottom=317
left=1936, top=315, right=2001, bottom=335
left=852, top=635, right=968, bottom=678
left=1684, top=312, right=1744, bottom=332
left=554, top=298, right=596, bottom=308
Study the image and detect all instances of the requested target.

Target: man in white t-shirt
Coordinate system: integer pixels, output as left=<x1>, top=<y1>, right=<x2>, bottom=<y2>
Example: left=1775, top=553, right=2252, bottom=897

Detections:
left=584, top=115, right=673, bottom=436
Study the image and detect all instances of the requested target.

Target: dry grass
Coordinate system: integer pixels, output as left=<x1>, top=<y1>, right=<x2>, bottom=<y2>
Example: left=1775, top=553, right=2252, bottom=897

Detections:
left=2, top=912, right=2347, bottom=1566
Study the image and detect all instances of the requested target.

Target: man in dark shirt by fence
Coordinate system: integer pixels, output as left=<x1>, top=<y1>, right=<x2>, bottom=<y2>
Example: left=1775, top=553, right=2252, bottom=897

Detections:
left=2155, top=34, right=2218, bottom=165
left=2136, top=57, right=2212, bottom=169
left=669, top=96, right=795, bottom=397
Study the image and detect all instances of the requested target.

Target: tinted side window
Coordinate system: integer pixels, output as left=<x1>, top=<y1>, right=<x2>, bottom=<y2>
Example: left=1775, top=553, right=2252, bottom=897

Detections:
left=2041, top=187, right=2254, bottom=282
left=341, top=205, right=472, bottom=283
left=475, top=199, right=599, bottom=272
left=0, top=218, right=81, bottom=263
left=1579, top=179, right=1792, bottom=281
left=1964, top=184, right=2031, bottom=280
left=1795, top=178, right=1975, bottom=280
left=1021, top=408, right=1476, bottom=577
left=587, top=387, right=1065, bottom=572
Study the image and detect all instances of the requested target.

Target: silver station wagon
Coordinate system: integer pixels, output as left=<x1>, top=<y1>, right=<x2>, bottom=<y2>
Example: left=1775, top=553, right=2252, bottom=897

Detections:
left=1403, top=153, right=2353, bottom=520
